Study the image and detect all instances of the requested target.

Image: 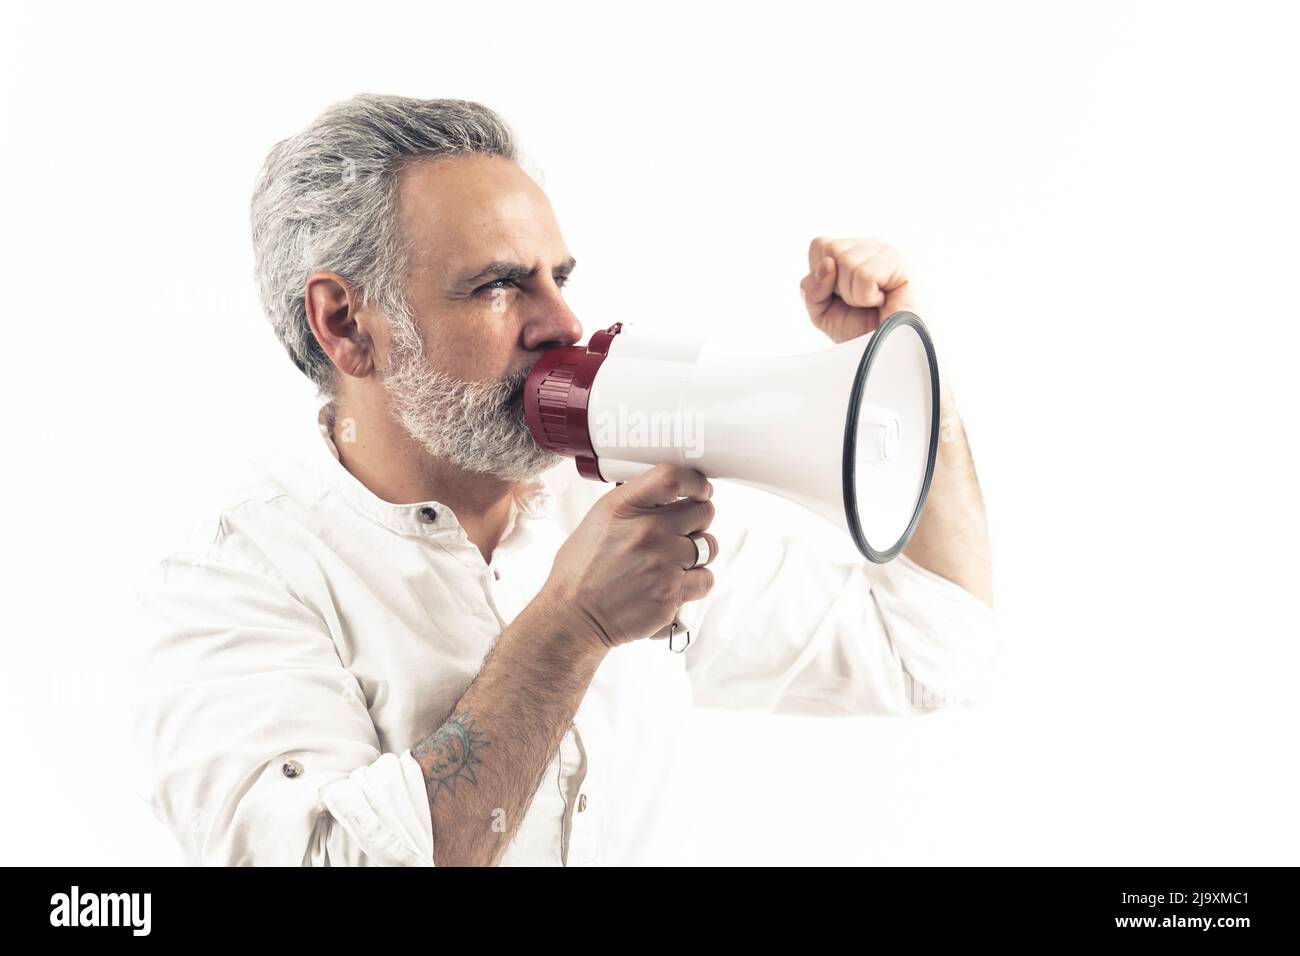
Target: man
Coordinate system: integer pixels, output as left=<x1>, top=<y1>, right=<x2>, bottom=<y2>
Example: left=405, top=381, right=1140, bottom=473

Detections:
left=129, top=94, right=996, bottom=866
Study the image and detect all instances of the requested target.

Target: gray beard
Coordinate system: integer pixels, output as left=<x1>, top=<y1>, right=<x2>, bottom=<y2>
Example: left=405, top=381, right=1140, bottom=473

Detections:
left=382, top=343, right=562, bottom=482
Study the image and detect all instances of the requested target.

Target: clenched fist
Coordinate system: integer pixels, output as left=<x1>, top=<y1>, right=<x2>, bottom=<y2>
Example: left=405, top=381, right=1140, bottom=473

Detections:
left=799, top=237, right=920, bottom=344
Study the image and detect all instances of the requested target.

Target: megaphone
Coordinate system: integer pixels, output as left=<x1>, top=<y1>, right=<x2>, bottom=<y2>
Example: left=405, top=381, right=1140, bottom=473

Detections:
left=523, top=311, right=940, bottom=648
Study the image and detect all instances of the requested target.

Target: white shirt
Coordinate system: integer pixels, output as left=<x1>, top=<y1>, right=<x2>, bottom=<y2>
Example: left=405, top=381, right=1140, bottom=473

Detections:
left=128, top=404, right=999, bottom=866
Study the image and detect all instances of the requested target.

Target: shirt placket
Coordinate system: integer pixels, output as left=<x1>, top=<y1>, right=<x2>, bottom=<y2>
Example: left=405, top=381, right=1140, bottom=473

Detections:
left=565, top=709, right=607, bottom=866
left=419, top=493, right=591, bottom=864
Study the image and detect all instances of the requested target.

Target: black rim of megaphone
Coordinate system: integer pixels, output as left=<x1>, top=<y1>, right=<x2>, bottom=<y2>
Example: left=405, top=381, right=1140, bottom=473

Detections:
left=841, top=311, right=940, bottom=563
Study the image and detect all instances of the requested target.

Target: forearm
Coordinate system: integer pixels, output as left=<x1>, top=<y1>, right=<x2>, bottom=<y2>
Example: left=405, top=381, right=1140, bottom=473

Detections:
left=903, top=387, right=994, bottom=606
left=411, top=594, right=608, bottom=866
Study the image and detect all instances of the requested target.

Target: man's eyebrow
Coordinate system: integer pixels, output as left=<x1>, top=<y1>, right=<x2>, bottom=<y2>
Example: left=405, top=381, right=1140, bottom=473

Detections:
left=454, top=256, right=577, bottom=289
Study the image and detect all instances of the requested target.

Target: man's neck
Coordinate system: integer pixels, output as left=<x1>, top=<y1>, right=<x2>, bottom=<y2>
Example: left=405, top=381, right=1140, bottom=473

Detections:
left=329, top=394, right=518, bottom=564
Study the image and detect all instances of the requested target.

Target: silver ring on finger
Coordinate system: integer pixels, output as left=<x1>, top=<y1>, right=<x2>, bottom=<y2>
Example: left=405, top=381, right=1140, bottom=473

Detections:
left=686, top=532, right=711, bottom=570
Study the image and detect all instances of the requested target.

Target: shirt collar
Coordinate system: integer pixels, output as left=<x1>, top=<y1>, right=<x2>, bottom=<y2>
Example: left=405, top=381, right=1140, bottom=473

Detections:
left=313, top=402, right=557, bottom=538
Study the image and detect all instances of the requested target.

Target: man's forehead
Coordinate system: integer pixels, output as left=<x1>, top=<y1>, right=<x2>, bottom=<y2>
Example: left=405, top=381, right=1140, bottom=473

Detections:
left=397, top=154, right=564, bottom=272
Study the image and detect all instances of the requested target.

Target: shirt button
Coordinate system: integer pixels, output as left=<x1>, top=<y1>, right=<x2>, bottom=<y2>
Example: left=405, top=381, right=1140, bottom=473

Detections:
left=493, top=567, right=501, bottom=581
left=577, top=793, right=588, bottom=812
left=281, top=759, right=304, bottom=778
left=418, top=507, right=437, bottom=523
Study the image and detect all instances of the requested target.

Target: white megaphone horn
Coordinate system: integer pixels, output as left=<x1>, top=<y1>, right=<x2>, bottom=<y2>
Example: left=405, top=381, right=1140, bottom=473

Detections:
left=523, top=311, right=941, bottom=649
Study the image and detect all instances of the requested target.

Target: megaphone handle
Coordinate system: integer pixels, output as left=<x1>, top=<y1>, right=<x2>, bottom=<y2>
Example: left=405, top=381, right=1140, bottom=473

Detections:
left=612, top=480, right=697, bottom=651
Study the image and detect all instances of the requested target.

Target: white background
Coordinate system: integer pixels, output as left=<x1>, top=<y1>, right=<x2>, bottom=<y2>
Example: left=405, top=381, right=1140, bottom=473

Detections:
left=3, top=0, right=1297, bottom=865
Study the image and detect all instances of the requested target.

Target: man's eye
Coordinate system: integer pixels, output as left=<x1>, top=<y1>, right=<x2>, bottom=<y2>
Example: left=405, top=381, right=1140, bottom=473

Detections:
left=476, top=275, right=570, bottom=295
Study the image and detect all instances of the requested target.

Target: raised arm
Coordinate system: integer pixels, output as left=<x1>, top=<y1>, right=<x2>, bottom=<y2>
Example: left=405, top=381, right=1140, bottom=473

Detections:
left=800, top=235, right=993, bottom=605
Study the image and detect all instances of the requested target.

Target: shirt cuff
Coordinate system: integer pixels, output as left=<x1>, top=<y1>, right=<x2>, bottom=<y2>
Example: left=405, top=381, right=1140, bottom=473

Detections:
left=318, top=750, right=435, bottom=866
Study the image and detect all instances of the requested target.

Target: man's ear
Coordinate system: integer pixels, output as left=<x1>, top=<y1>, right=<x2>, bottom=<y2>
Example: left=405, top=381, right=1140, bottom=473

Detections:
left=304, top=272, right=377, bottom=379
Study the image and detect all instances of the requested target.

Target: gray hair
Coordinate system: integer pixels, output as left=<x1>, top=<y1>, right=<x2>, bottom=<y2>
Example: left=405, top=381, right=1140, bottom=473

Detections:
left=249, top=94, right=520, bottom=395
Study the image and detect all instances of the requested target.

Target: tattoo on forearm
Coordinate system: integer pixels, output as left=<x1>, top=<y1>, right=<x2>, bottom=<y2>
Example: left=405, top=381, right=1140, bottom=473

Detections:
left=413, top=709, right=490, bottom=804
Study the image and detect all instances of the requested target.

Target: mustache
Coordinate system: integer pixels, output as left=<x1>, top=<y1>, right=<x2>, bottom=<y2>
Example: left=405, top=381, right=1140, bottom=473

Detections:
left=504, top=366, right=532, bottom=401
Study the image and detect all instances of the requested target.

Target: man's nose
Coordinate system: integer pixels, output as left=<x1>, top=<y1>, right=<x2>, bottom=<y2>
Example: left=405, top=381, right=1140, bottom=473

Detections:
left=521, top=292, right=583, bottom=352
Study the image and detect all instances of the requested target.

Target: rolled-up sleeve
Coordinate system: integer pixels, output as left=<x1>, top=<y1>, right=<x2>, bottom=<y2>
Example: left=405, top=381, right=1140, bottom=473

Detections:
left=682, top=516, right=999, bottom=717
left=128, top=544, right=435, bottom=866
